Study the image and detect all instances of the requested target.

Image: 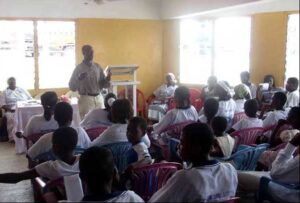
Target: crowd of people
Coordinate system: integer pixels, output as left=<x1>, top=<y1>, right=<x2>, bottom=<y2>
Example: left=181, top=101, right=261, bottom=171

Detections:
left=0, top=44, right=299, bottom=202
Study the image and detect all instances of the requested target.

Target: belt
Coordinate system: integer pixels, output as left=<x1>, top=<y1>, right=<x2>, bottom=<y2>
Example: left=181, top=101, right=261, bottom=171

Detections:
left=81, top=93, right=99, bottom=97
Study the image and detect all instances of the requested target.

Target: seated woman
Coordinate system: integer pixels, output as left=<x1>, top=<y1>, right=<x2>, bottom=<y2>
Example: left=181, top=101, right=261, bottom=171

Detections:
left=151, top=86, right=198, bottom=135
left=80, top=93, right=116, bottom=129
left=148, top=73, right=178, bottom=122
left=233, top=84, right=251, bottom=113
left=23, top=92, right=58, bottom=137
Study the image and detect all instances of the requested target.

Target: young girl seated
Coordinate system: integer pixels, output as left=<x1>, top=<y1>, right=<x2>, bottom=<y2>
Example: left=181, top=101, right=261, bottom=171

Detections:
left=233, top=84, right=251, bottom=113
left=127, top=117, right=153, bottom=168
left=229, top=99, right=262, bottom=132
left=149, top=123, right=237, bottom=202
left=80, top=93, right=116, bottom=129
left=148, top=73, right=178, bottom=122
left=152, top=86, right=198, bottom=135
left=211, top=117, right=235, bottom=158
left=0, top=127, right=79, bottom=183
left=198, top=98, right=219, bottom=125
left=91, top=99, right=150, bottom=148
left=23, top=91, right=58, bottom=137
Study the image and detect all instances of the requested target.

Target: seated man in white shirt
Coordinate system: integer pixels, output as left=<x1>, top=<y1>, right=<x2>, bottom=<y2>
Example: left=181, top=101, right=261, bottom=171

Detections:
left=238, top=133, right=300, bottom=203
left=79, top=146, right=144, bottom=202
left=0, top=77, right=32, bottom=141
left=263, top=92, right=288, bottom=128
left=285, top=77, right=299, bottom=109
left=0, top=127, right=80, bottom=183
left=28, top=102, right=91, bottom=159
left=149, top=123, right=238, bottom=202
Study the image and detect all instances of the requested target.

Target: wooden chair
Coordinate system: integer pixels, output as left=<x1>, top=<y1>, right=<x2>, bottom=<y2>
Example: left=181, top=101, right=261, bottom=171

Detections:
left=85, top=126, right=108, bottom=141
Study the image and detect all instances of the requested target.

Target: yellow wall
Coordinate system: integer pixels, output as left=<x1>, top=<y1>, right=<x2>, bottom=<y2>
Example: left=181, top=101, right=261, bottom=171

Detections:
left=162, top=11, right=298, bottom=87
left=76, top=19, right=164, bottom=98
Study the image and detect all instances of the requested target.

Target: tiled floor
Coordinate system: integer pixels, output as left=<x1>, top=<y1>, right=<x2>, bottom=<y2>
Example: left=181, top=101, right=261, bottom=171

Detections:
left=0, top=142, right=34, bottom=202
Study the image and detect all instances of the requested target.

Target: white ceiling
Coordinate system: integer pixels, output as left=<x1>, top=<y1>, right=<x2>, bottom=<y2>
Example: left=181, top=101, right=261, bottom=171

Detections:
left=0, top=0, right=298, bottom=20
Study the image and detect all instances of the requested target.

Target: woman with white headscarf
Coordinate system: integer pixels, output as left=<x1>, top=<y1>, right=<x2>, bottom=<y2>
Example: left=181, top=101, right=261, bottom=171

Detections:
left=147, top=73, right=178, bottom=122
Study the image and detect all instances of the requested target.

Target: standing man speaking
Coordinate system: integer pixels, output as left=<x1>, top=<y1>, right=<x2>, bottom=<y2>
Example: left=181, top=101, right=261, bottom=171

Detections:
left=69, top=45, right=111, bottom=118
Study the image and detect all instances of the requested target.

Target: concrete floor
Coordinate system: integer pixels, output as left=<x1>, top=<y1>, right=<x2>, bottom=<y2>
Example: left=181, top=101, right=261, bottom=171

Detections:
left=0, top=142, right=34, bottom=202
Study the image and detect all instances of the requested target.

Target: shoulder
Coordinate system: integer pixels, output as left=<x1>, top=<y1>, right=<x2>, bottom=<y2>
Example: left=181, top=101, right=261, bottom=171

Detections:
left=120, top=191, right=144, bottom=202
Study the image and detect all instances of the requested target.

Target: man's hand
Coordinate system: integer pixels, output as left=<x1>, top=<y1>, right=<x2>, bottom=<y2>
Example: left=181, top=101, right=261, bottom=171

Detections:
left=78, top=72, right=88, bottom=80
left=290, top=133, right=300, bottom=147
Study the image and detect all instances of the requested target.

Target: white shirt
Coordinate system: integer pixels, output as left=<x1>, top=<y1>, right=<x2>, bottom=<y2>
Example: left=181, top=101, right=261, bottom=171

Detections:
left=35, top=155, right=80, bottom=180
left=249, top=83, right=257, bottom=99
left=23, top=114, right=58, bottom=137
left=198, top=115, right=208, bottom=124
left=234, top=99, right=245, bottom=113
left=1, top=87, right=32, bottom=106
left=232, top=117, right=263, bottom=131
left=269, top=143, right=299, bottom=203
left=82, top=191, right=144, bottom=202
left=217, top=99, right=236, bottom=120
left=153, top=84, right=177, bottom=100
left=28, top=126, right=91, bottom=159
left=263, top=110, right=287, bottom=128
left=128, top=142, right=152, bottom=167
left=215, top=134, right=235, bottom=158
left=80, top=108, right=112, bottom=129
left=285, top=90, right=299, bottom=108
left=153, top=106, right=198, bottom=134
left=91, top=124, right=151, bottom=148
left=149, top=161, right=238, bottom=202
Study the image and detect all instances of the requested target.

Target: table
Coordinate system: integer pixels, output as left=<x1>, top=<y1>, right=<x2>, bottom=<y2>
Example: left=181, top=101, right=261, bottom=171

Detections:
left=13, top=99, right=81, bottom=154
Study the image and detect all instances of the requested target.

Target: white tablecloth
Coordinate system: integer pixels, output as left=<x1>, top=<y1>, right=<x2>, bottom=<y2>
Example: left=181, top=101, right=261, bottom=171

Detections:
left=13, top=100, right=81, bottom=154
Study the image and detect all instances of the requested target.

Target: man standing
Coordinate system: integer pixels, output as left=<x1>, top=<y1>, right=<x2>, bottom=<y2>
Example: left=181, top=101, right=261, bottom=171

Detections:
left=240, top=71, right=257, bottom=99
left=69, top=45, right=111, bottom=118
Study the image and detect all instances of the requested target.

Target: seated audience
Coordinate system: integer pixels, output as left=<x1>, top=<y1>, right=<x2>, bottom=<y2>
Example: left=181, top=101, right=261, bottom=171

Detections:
left=148, top=73, right=178, bottom=122
left=263, top=92, right=287, bottom=128
left=23, top=91, right=58, bottom=137
left=91, top=99, right=150, bottom=147
left=233, top=84, right=251, bottom=113
left=27, top=102, right=91, bottom=159
left=238, top=133, right=300, bottom=203
left=79, top=146, right=144, bottom=202
left=230, top=99, right=262, bottom=132
left=201, top=76, right=218, bottom=100
left=285, top=77, right=299, bottom=109
left=152, top=86, right=198, bottom=135
left=80, top=93, right=116, bottom=129
left=0, top=127, right=80, bottom=183
left=257, top=75, right=282, bottom=106
left=211, top=117, right=235, bottom=158
left=198, top=98, right=219, bottom=125
left=149, top=123, right=237, bottom=202
left=240, top=71, right=257, bottom=99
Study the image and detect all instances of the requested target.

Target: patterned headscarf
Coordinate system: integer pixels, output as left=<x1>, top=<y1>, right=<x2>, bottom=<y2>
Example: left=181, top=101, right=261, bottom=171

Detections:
left=234, top=84, right=250, bottom=99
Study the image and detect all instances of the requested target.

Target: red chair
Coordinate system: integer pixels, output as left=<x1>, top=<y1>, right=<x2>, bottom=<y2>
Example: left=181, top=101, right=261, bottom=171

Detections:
left=118, top=88, right=147, bottom=117
left=232, top=112, right=247, bottom=126
left=130, top=162, right=182, bottom=201
left=231, top=127, right=265, bottom=147
left=85, top=126, right=108, bottom=141
left=22, top=132, right=50, bottom=150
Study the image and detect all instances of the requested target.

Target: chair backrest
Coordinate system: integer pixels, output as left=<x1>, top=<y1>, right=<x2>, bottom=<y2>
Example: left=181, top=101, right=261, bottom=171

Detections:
left=102, top=142, right=132, bottom=173
left=158, top=120, right=195, bottom=139
left=232, top=112, right=247, bottom=126
left=131, top=162, right=182, bottom=201
left=24, top=131, right=53, bottom=149
left=85, top=126, right=108, bottom=141
left=231, top=127, right=264, bottom=147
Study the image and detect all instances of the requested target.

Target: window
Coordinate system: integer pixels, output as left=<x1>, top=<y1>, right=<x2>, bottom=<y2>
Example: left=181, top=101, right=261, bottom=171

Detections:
left=180, top=17, right=251, bottom=86
left=285, top=14, right=299, bottom=83
left=0, top=20, right=75, bottom=91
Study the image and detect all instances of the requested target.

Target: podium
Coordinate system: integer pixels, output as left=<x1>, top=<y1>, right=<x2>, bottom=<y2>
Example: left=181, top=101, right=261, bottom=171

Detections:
left=105, top=65, right=140, bottom=116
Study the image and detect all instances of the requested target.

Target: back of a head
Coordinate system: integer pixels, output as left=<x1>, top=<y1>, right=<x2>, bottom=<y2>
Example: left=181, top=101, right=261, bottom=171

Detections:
left=244, top=99, right=259, bottom=117
left=52, top=127, right=78, bottom=155
left=129, top=116, right=147, bottom=134
left=175, top=86, right=190, bottom=107
left=54, top=102, right=73, bottom=125
left=288, top=107, right=300, bottom=128
left=104, top=93, right=117, bottom=110
left=204, top=98, right=219, bottom=122
left=273, top=92, right=287, bottom=108
left=79, top=147, right=115, bottom=193
left=82, top=45, right=92, bottom=53
left=41, top=91, right=58, bottom=121
left=211, top=116, right=227, bottom=136
left=111, top=99, right=133, bottom=124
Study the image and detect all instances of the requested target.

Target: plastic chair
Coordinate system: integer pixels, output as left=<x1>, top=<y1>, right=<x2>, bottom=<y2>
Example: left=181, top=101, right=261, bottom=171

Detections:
left=118, top=88, right=146, bottom=117
left=130, top=162, right=182, bottom=201
left=23, top=131, right=53, bottom=150
left=231, top=127, right=265, bottom=147
left=103, top=142, right=132, bottom=173
left=232, top=112, right=247, bottom=126
left=85, top=126, right=108, bottom=141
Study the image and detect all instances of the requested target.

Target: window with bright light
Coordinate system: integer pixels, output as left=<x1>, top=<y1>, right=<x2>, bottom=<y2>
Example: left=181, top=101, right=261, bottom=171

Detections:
left=180, top=17, right=251, bottom=86
left=285, top=14, right=299, bottom=84
left=0, top=20, right=75, bottom=91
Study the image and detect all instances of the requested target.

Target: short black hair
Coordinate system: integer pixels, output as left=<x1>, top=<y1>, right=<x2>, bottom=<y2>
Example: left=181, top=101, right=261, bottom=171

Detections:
left=204, top=98, right=219, bottom=123
left=52, top=127, right=78, bottom=152
left=175, top=86, right=190, bottom=105
left=54, top=102, right=73, bottom=125
left=244, top=99, right=259, bottom=117
left=82, top=45, right=92, bottom=53
left=273, top=92, right=287, bottom=108
left=240, top=71, right=250, bottom=79
left=111, top=99, right=133, bottom=124
left=182, top=123, right=214, bottom=154
left=211, top=116, right=227, bottom=136
left=128, top=116, right=147, bottom=134
left=79, top=147, right=115, bottom=193
left=287, top=77, right=299, bottom=88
